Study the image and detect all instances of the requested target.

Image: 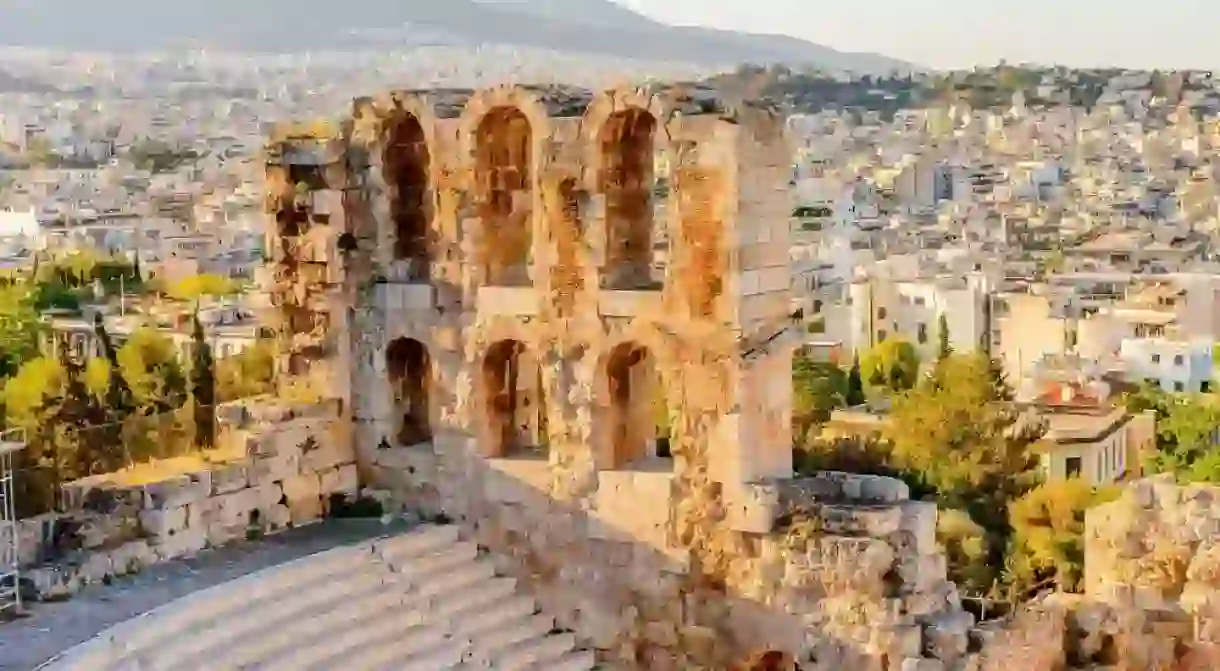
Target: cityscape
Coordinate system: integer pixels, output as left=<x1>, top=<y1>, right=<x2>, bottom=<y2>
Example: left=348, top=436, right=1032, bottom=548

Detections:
left=0, top=1, right=1218, bottom=670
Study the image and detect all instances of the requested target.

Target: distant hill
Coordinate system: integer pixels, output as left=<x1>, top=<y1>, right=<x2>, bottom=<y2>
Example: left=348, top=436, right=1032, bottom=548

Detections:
left=0, top=0, right=918, bottom=76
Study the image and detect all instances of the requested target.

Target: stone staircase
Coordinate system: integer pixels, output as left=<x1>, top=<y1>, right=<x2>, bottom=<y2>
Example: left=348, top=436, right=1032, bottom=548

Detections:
left=42, top=525, right=597, bottom=671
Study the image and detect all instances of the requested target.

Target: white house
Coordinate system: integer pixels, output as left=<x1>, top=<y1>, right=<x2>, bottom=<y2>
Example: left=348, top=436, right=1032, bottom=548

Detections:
left=1119, top=337, right=1213, bottom=393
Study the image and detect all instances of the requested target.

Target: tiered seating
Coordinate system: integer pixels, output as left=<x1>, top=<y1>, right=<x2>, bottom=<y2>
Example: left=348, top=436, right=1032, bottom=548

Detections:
left=43, top=525, right=596, bottom=671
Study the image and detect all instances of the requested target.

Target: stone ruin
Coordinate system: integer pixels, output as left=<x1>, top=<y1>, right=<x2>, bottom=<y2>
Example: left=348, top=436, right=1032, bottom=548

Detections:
left=257, top=81, right=988, bottom=670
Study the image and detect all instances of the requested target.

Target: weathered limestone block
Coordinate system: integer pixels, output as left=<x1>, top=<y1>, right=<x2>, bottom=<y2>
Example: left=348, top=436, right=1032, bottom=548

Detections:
left=153, top=526, right=207, bottom=561
left=899, top=659, right=944, bottom=671
left=213, top=488, right=261, bottom=529
left=282, top=473, right=323, bottom=524
left=253, top=482, right=286, bottom=512
left=319, top=463, right=359, bottom=497
left=138, top=505, right=188, bottom=540
left=282, top=472, right=321, bottom=502
left=143, top=472, right=211, bottom=509
left=300, top=437, right=350, bottom=473
left=109, top=539, right=157, bottom=576
left=250, top=448, right=301, bottom=485
left=922, top=610, right=974, bottom=666
left=210, top=460, right=252, bottom=495
left=76, top=511, right=139, bottom=550
left=186, top=498, right=217, bottom=530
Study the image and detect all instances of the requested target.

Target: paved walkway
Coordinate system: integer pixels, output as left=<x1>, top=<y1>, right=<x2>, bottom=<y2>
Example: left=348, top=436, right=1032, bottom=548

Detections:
left=0, top=518, right=412, bottom=671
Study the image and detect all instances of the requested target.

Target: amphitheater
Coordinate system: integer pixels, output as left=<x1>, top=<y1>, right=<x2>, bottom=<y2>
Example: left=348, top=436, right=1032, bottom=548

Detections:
left=13, top=81, right=1220, bottom=671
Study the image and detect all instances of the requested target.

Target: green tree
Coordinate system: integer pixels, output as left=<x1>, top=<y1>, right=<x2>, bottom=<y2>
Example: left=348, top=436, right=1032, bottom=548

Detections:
left=938, top=508, right=994, bottom=593
left=217, top=340, right=277, bottom=402
left=2, top=356, right=67, bottom=516
left=845, top=354, right=866, bottom=406
left=861, top=338, right=920, bottom=394
left=56, top=346, right=115, bottom=475
left=792, top=352, right=847, bottom=439
left=117, top=328, right=188, bottom=410
left=0, top=284, right=43, bottom=378
left=1008, top=480, right=1120, bottom=593
left=168, top=273, right=239, bottom=302
left=937, top=312, right=952, bottom=361
left=190, top=314, right=216, bottom=449
left=1149, top=394, right=1220, bottom=483
left=885, top=352, right=1043, bottom=537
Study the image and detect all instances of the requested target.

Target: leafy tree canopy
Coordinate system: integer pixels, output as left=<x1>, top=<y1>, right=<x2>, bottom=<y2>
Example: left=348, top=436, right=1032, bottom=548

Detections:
left=861, top=338, right=920, bottom=394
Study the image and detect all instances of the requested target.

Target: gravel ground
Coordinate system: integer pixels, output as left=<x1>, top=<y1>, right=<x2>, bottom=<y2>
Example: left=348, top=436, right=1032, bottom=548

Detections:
left=0, top=518, right=412, bottom=671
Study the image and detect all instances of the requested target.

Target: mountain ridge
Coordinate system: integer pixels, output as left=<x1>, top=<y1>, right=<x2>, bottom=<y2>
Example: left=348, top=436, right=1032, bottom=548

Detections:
left=0, top=0, right=917, bottom=75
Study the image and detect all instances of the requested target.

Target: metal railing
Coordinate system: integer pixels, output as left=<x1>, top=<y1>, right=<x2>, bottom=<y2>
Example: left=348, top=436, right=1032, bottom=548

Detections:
left=0, top=429, right=24, bottom=616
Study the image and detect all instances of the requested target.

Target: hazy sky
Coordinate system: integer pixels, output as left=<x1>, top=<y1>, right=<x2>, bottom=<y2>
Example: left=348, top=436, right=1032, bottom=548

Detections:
left=619, top=0, right=1215, bottom=71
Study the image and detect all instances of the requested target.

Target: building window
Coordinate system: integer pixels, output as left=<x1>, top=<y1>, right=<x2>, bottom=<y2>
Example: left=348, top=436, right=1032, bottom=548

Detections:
left=1096, top=451, right=1103, bottom=480
left=1175, top=381, right=1185, bottom=392
left=1065, top=456, right=1082, bottom=479
left=877, top=330, right=887, bottom=342
left=813, top=299, right=823, bottom=314
left=1152, top=354, right=1161, bottom=364
left=914, top=296, right=926, bottom=306
left=917, top=323, right=928, bottom=344
left=877, top=306, right=887, bottom=320
left=1174, top=354, right=1184, bottom=366
left=1203, top=380, right=1212, bottom=393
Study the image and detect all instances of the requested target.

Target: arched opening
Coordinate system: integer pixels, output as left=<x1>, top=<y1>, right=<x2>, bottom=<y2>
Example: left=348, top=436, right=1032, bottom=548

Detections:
left=482, top=339, right=546, bottom=458
left=605, top=342, right=671, bottom=468
left=599, top=107, right=658, bottom=290
left=386, top=338, right=431, bottom=446
left=475, top=107, right=533, bottom=286
left=384, top=113, right=432, bottom=280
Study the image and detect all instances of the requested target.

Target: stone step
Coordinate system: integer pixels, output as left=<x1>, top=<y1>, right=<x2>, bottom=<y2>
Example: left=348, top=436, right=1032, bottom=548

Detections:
left=414, top=557, right=499, bottom=600
left=206, top=579, right=417, bottom=669
left=140, top=565, right=399, bottom=670
left=261, top=605, right=437, bottom=671
left=310, top=619, right=456, bottom=671
left=448, top=594, right=539, bottom=641
left=399, top=540, right=480, bottom=574
left=374, top=524, right=460, bottom=562
left=430, top=576, right=521, bottom=620
left=496, top=632, right=580, bottom=671
left=464, top=614, right=557, bottom=668
left=531, top=649, right=598, bottom=671
left=109, top=542, right=381, bottom=656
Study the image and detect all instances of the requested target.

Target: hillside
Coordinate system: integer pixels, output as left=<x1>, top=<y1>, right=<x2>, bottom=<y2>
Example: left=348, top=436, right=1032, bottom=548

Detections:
left=0, top=0, right=917, bottom=75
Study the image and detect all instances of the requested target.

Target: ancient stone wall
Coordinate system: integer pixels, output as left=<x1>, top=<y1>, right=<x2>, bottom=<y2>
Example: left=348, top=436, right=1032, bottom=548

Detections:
left=258, top=83, right=1018, bottom=670
left=13, top=399, right=353, bottom=600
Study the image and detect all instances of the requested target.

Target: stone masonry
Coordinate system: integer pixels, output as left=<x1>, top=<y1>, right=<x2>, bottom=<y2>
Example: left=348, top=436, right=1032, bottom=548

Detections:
left=12, top=398, right=354, bottom=601
left=261, top=82, right=991, bottom=670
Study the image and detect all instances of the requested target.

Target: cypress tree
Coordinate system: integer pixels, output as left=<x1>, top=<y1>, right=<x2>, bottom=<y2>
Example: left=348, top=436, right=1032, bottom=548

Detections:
left=937, top=312, right=952, bottom=361
left=94, top=313, right=135, bottom=467
left=846, top=354, right=866, bottom=406
left=190, top=312, right=216, bottom=449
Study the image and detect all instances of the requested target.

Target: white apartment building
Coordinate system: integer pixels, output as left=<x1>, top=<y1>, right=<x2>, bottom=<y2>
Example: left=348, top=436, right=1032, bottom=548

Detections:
left=846, top=276, right=989, bottom=361
left=1119, top=337, right=1214, bottom=393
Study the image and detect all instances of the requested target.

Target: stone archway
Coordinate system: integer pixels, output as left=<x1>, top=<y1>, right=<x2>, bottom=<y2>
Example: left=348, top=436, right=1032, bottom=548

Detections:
left=599, top=107, right=658, bottom=290
left=386, top=337, right=431, bottom=446
left=384, top=113, right=431, bottom=279
left=482, top=339, right=545, bottom=458
left=475, top=107, right=533, bottom=286
left=604, top=341, right=670, bottom=468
